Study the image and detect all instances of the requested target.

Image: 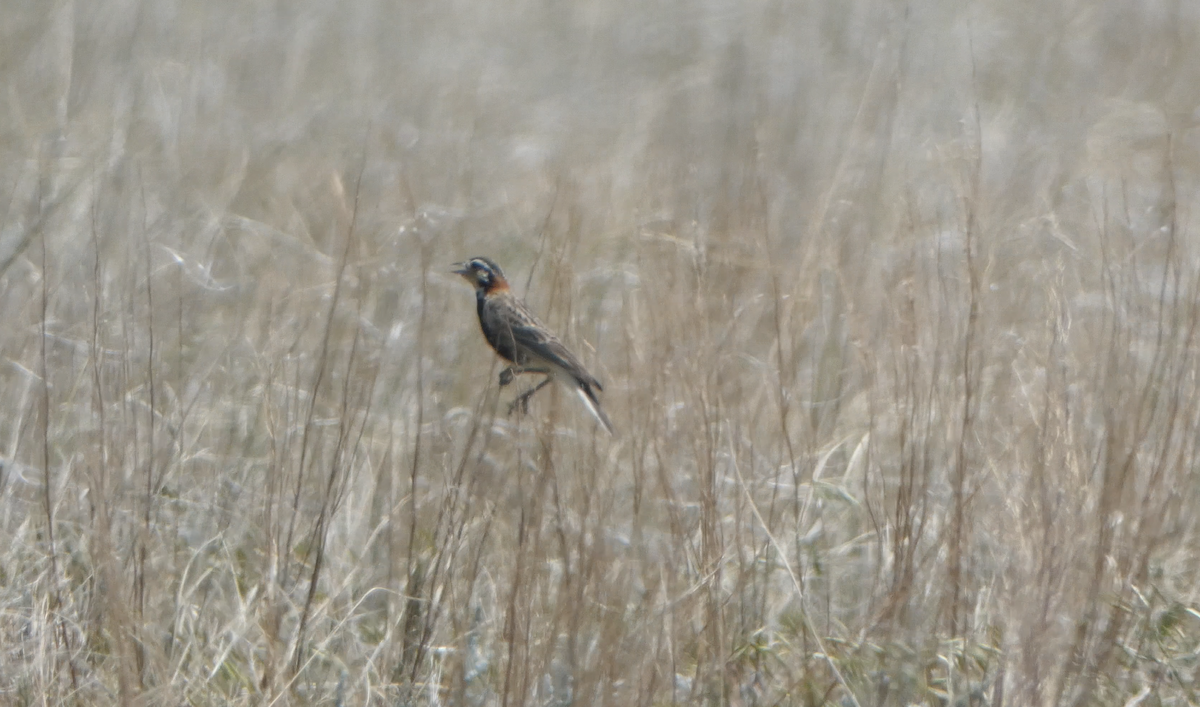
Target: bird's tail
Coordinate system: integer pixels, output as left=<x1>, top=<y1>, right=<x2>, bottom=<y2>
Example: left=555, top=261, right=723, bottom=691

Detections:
left=575, top=383, right=615, bottom=435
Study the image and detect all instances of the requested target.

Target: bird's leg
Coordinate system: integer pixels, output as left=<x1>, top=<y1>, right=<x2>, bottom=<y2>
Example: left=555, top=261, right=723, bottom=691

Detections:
left=499, top=364, right=548, bottom=387
left=508, top=376, right=553, bottom=417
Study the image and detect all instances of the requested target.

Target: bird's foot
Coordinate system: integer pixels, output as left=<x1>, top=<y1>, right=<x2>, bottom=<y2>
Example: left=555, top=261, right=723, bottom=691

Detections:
left=506, top=377, right=552, bottom=418
left=499, top=367, right=515, bottom=387
left=507, top=390, right=534, bottom=417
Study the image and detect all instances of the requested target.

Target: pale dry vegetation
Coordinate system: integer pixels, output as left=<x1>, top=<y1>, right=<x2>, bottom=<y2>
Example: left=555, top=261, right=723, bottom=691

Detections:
left=2, top=0, right=1200, bottom=705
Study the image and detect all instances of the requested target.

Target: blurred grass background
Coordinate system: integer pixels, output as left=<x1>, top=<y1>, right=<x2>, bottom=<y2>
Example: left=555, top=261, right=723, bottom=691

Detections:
left=2, top=0, right=1200, bottom=704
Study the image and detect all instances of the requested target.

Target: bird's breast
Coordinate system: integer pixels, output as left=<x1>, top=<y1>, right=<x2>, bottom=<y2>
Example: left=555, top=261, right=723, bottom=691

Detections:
left=479, top=299, right=521, bottom=363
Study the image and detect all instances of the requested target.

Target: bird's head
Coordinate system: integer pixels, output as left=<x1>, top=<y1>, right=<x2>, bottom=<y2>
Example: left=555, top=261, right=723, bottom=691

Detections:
left=452, top=257, right=508, bottom=293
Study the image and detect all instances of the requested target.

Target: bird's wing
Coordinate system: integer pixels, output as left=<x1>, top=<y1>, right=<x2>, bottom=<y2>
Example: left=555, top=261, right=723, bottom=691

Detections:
left=490, top=296, right=602, bottom=389
left=511, top=323, right=598, bottom=386
left=489, top=296, right=613, bottom=434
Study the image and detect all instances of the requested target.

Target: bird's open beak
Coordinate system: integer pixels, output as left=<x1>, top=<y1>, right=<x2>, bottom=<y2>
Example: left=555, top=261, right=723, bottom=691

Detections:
left=451, top=262, right=470, bottom=276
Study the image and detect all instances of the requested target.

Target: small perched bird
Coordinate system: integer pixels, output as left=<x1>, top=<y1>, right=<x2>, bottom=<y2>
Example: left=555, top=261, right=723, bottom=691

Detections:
left=453, top=256, right=614, bottom=434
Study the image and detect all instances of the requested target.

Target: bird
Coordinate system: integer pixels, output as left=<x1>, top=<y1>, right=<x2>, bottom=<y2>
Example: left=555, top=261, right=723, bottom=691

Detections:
left=452, top=256, right=614, bottom=434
